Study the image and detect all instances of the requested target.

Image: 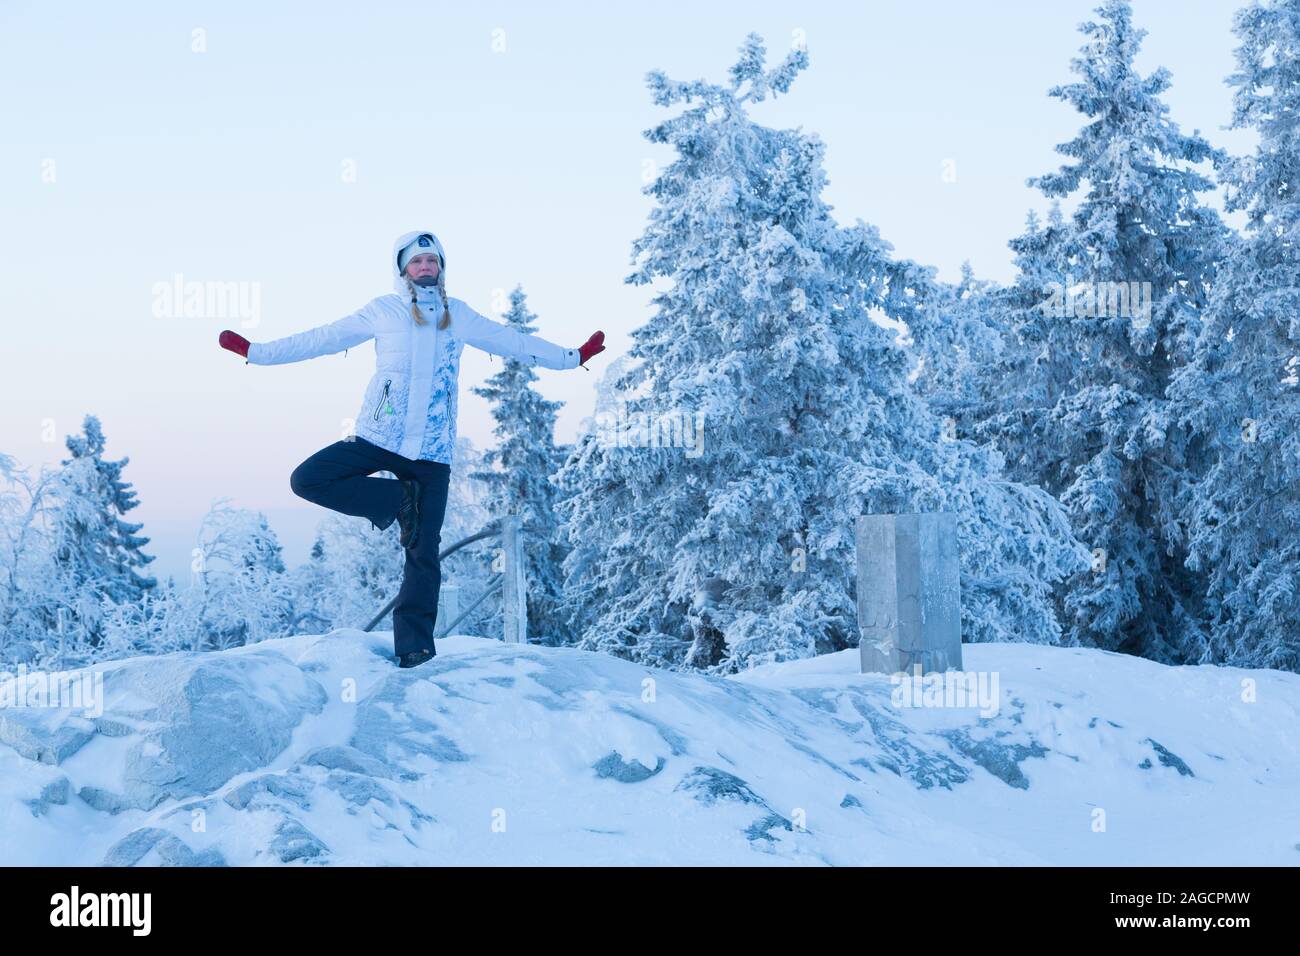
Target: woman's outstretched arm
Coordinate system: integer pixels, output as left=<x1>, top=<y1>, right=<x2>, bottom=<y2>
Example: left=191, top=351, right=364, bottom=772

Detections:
left=461, top=304, right=604, bottom=370
left=460, top=305, right=580, bottom=370
left=219, top=305, right=376, bottom=365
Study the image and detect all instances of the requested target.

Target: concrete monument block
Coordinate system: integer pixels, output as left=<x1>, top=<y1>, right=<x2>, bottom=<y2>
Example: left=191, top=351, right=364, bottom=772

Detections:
left=500, top=515, right=528, bottom=644
left=433, top=584, right=460, bottom=638
left=856, top=513, right=962, bottom=674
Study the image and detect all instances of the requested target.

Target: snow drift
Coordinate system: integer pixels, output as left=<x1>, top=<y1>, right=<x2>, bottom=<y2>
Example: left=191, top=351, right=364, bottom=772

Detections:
left=2, top=632, right=1297, bottom=865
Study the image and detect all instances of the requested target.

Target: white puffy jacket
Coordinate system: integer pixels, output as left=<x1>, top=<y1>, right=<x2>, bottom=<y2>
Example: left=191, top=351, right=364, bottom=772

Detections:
left=246, top=229, right=580, bottom=463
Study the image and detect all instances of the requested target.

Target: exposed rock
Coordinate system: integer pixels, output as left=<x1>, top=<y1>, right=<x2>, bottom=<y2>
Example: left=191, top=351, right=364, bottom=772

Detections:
left=25, top=776, right=70, bottom=817
left=746, top=812, right=795, bottom=843
left=674, top=766, right=765, bottom=806
left=78, top=785, right=134, bottom=814
left=592, top=752, right=666, bottom=782
left=269, top=818, right=328, bottom=863
left=939, top=729, right=1049, bottom=790
left=303, top=745, right=392, bottom=779
left=103, top=827, right=227, bottom=867
left=1144, top=738, right=1194, bottom=777
left=324, top=770, right=395, bottom=808
left=223, top=772, right=313, bottom=811
left=0, top=711, right=93, bottom=765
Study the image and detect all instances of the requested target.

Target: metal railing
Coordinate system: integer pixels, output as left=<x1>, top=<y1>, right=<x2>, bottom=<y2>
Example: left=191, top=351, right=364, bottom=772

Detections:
left=362, top=514, right=528, bottom=644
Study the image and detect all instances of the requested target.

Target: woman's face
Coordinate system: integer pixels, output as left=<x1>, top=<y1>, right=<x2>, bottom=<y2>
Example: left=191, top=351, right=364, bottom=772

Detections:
left=405, top=253, right=441, bottom=285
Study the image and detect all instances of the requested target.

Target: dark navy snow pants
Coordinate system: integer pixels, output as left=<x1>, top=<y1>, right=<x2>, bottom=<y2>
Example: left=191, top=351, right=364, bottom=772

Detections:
left=289, top=436, right=451, bottom=658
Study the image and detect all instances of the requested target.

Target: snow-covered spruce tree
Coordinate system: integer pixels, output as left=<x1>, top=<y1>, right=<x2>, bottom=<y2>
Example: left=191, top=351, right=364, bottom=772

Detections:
left=50, top=414, right=158, bottom=647
left=553, top=34, right=1086, bottom=673
left=1168, top=0, right=1300, bottom=672
left=909, top=261, right=1009, bottom=445
left=1012, top=0, right=1229, bottom=661
left=934, top=205, right=1079, bottom=486
left=469, top=286, right=571, bottom=645
left=977, top=202, right=1081, bottom=486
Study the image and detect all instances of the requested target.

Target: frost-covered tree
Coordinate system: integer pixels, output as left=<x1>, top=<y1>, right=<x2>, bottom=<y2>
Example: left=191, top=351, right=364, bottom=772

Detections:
left=96, top=577, right=198, bottom=662
left=555, top=34, right=1087, bottom=673
left=947, top=205, right=1078, bottom=485
left=48, top=415, right=157, bottom=647
left=283, top=533, right=335, bottom=634
left=188, top=499, right=293, bottom=649
left=1169, top=0, right=1300, bottom=671
left=0, top=452, right=64, bottom=664
left=1010, top=0, right=1229, bottom=661
left=29, top=497, right=294, bottom=665
left=910, top=261, right=1009, bottom=443
left=469, top=286, right=571, bottom=644
left=285, top=508, right=403, bottom=634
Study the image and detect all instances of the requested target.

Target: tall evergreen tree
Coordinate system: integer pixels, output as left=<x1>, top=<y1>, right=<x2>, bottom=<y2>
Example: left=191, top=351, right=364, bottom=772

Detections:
left=1008, top=0, right=1229, bottom=661
left=469, top=286, right=571, bottom=644
left=554, top=34, right=1085, bottom=672
left=911, top=260, right=1007, bottom=444
left=961, top=204, right=1078, bottom=485
left=1169, top=0, right=1300, bottom=671
left=910, top=208, right=1079, bottom=464
left=53, top=415, right=157, bottom=643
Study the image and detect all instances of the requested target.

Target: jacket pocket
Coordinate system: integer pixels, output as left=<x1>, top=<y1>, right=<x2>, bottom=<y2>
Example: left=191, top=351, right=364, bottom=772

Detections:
left=372, top=378, right=392, bottom=421
left=356, top=373, right=409, bottom=451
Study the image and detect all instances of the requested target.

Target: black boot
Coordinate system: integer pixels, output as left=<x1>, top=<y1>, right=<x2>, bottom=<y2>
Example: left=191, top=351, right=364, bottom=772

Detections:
left=397, top=478, right=421, bottom=550
left=397, top=647, right=434, bottom=669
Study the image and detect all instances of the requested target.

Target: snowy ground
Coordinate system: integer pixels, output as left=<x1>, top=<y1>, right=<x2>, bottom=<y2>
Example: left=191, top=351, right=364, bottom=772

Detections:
left=1, top=632, right=1297, bottom=866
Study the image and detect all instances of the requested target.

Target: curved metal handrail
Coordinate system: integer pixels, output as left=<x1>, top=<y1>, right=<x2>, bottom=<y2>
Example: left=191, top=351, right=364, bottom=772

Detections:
left=362, top=519, right=504, bottom=633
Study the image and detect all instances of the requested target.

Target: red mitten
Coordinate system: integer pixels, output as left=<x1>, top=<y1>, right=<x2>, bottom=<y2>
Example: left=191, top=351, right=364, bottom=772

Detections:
left=219, top=329, right=251, bottom=359
left=578, top=331, right=606, bottom=367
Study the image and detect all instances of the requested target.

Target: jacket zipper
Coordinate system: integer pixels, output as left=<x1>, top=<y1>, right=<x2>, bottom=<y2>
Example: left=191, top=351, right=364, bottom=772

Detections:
left=373, top=379, right=392, bottom=421
left=428, top=310, right=438, bottom=450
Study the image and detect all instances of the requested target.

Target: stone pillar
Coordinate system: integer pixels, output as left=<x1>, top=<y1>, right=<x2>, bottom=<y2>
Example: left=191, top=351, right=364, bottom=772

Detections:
left=433, top=584, right=460, bottom=638
left=500, top=515, right=528, bottom=645
left=856, top=513, right=962, bottom=674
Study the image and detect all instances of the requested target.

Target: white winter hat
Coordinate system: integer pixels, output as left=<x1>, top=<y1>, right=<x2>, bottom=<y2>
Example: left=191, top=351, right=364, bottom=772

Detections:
left=398, top=233, right=444, bottom=274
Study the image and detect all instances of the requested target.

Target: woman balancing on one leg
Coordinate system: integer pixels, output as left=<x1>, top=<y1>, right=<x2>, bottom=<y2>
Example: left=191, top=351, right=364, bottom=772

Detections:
left=218, top=230, right=605, bottom=668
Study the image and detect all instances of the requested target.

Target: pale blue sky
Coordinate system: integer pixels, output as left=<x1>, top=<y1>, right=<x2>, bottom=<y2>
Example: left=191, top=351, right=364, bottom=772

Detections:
left=0, top=0, right=1251, bottom=583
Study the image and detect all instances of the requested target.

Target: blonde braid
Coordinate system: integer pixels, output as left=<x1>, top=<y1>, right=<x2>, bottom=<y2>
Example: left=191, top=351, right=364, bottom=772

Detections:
left=436, top=271, right=451, bottom=330
left=404, top=275, right=428, bottom=327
